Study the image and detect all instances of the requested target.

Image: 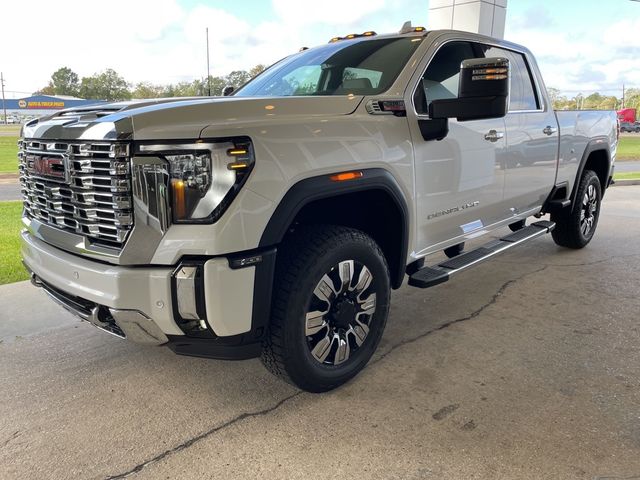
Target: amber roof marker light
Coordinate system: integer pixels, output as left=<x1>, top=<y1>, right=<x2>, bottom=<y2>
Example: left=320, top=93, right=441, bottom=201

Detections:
left=330, top=171, right=364, bottom=182
left=328, top=31, right=377, bottom=43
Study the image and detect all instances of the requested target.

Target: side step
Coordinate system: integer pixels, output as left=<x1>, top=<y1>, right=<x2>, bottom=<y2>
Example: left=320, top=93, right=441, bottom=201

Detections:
left=408, top=220, right=555, bottom=289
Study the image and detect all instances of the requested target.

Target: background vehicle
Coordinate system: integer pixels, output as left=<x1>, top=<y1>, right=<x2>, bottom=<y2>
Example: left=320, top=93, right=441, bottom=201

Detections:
left=620, top=121, right=640, bottom=133
left=19, top=26, right=617, bottom=392
left=617, top=107, right=636, bottom=124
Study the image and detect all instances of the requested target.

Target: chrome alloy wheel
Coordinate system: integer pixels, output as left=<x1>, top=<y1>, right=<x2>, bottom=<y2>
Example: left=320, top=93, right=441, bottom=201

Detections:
left=580, top=183, right=599, bottom=236
left=305, top=260, right=376, bottom=366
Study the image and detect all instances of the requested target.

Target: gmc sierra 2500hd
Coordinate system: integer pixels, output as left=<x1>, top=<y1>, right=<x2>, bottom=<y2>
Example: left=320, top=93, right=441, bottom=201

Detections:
left=20, top=25, right=617, bottom=392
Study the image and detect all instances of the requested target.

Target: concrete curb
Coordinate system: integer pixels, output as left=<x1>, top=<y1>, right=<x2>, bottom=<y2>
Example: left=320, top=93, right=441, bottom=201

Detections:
left=0, top=173, right=19, bottom=181
left=612, top=179, right=640, bottom=187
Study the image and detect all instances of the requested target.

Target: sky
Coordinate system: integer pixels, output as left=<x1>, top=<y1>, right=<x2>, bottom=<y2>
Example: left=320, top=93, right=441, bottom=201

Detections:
left=1, top=0, right=639, bottom=99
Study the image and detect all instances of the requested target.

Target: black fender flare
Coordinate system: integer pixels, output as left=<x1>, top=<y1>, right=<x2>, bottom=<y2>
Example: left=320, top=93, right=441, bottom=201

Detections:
left=258, top=168, right=410, bottom=289
left=570, top=137, right=612, bottom=209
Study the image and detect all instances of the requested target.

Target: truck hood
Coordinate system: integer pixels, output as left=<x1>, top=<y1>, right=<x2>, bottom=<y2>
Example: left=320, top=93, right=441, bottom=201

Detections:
left=21, top=96, right=365, bottom=141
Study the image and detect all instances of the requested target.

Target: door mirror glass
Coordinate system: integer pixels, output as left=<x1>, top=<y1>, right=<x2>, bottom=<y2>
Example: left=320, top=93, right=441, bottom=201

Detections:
left=222, top=85, right=235, bottom=96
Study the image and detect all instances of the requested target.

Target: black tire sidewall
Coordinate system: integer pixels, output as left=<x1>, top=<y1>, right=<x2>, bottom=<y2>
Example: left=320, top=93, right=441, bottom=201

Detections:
left=553, top=170, right=602, bottom=249
left=573, top=171, right=602, bottom=246
left=281, top=234, right=390, bottom=392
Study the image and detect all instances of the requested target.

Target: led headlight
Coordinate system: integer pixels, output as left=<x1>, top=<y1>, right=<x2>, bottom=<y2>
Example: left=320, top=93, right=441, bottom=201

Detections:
left=138, top=138, right=254, bottom=223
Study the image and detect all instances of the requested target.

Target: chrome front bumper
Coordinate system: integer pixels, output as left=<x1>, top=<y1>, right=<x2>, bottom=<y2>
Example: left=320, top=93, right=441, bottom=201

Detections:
left=29, top=273, right=168, bottom=345
left=21, top=230, right=184, bottom=343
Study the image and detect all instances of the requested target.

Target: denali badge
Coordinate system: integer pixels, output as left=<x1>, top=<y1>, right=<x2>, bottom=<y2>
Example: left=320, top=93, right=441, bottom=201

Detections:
left=29, top=156, right=67, bottom=180
left=427, top=201, right=479, bottom=220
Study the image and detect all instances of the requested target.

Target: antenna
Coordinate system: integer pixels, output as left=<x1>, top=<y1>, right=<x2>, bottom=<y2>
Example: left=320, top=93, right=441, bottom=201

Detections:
left=399, top=21, right=413, bottom=33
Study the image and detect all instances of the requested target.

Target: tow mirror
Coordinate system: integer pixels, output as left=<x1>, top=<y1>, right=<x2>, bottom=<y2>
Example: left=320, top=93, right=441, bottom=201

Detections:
left=419, top=57, right=509, bottom=141
left=429, top=57, right=509, bottom=122
left=222, top=85, right=235, bottom=96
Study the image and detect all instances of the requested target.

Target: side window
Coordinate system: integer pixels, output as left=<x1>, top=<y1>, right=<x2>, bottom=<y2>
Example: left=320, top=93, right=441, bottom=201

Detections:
left=481, top=46, right=539, bottom=111
left=343, top=68, right=382, bottom=89
left=414, top=41, right=478, bottom=115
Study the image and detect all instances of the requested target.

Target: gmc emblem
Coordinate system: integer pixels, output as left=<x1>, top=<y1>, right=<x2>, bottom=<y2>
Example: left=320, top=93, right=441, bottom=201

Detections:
left=30, top=156, right=66, bottom=179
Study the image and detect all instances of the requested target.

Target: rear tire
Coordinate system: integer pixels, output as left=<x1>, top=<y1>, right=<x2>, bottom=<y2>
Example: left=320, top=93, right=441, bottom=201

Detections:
left=261, top=225, right=391, bottom=392
left=551, top=170, right=601, bottom=249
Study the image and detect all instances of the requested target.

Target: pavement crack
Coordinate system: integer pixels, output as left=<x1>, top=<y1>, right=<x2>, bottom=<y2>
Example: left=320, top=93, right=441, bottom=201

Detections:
left=595, top=475, right=640, bottom=480
left=372, top=266, right=548, bottom=366
left=104, top=391, right=302, bottom=479
left=1, top=430, right=21, bottom=448
left=494, top=253, right=640, bottom=268
left=103, top=265, right=546, bottom=478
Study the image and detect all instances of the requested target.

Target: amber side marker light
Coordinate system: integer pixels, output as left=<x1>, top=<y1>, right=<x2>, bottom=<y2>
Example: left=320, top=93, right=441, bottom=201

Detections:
left=171, top=179, right=186, bottom=220
left=330, top=171, right=364, bottom=182
left=228, top=162, right=249, bottom=170
left=228, top=148, right=248, bottom=156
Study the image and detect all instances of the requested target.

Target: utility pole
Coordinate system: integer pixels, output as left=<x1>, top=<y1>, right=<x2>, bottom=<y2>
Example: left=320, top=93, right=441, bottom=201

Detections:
left=206, top=28, right=211, bottom=96
left=622, top=83, right=625, bottom=109
left=1, top=72, right=7, bottom=125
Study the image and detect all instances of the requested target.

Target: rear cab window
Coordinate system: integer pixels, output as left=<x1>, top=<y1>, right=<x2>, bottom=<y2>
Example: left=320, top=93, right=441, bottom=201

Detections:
left=480, top=45, right=540, bottom=111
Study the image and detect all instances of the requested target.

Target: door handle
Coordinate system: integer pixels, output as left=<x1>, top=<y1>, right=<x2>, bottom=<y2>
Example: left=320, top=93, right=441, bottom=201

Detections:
left=543, top=126, right=558, bottom=136
left=484, top=130, right=504, bottom=143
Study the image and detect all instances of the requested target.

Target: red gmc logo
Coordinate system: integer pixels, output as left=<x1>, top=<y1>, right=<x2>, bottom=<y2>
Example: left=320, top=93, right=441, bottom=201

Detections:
left=30, top=156, right=66, bottom=179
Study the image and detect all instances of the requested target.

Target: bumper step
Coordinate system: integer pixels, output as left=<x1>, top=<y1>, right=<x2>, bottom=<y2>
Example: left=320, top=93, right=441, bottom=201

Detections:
left=408, top=220, right=555, bottom=289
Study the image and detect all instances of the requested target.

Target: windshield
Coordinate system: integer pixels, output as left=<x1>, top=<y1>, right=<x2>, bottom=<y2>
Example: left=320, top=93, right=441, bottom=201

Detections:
left=234, top=37, right=423, bottom=97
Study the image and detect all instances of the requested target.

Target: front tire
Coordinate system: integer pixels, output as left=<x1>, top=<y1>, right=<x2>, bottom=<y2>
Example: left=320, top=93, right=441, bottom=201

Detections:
left=551, top=170, right=602, bottom=249
left=261, top=225, right=391, bottom=392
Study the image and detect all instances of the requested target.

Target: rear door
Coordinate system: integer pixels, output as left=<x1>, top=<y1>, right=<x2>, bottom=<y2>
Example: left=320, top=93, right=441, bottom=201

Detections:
left=406, top=40, right=508, bottom=255
left=480, top=45, right=559, bottom=215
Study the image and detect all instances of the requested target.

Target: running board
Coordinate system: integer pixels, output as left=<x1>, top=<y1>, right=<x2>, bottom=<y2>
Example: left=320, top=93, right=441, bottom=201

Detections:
left=408, top=220, right=555, bottom=289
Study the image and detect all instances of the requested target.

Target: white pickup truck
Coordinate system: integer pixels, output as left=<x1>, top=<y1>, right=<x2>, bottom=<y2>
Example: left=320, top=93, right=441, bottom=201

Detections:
left=20, top=25, right=617, bottom=392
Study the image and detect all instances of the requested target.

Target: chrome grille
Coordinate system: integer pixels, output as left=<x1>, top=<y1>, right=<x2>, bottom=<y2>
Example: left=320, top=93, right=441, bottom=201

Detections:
left=19, top=140, right=133, bottom=248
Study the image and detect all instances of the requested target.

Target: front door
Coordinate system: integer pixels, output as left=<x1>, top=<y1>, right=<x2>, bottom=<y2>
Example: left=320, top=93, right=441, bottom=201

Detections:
left=407, top=40, right=508, bottom=256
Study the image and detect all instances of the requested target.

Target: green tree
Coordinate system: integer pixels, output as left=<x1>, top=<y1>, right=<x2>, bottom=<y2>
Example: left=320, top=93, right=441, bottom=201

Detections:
left=249, top=64, right=267, bottom=78
left=36, top=67, right=80, bottom=96
left=79, top=69, right=131, bottom=101
left=204, top=76, right=226, bottom=96
left=623, top=88, right=640, bottom=110
left=225, top=70, right=251, bottom=89
left=547, top=87, right=563, bottom=108
left=132, top=82, right=164, bottom=99
left=50, top=67, right=80, bottom=96
left=165, top=79, right=206, bottom=97
left=36, top=85, right=56, bottom=96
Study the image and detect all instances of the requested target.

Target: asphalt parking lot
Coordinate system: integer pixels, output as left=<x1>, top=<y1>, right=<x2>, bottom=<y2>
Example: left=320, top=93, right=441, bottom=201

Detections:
left=1, top=186, right=639, bottom=480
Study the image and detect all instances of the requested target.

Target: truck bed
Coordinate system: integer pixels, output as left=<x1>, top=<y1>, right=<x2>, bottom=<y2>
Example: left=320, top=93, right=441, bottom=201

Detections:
left=554, top=110, right=618, bottom=194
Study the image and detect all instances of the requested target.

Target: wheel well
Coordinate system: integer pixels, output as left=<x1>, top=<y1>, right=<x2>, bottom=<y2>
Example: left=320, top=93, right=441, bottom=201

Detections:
left=583, top=149, right=610, bottom=194
left=289, top=189, right=406, bottom=289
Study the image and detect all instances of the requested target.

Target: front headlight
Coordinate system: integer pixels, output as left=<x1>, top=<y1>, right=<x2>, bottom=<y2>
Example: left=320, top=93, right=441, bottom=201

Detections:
left=138, top=138, right=254, bottom=223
